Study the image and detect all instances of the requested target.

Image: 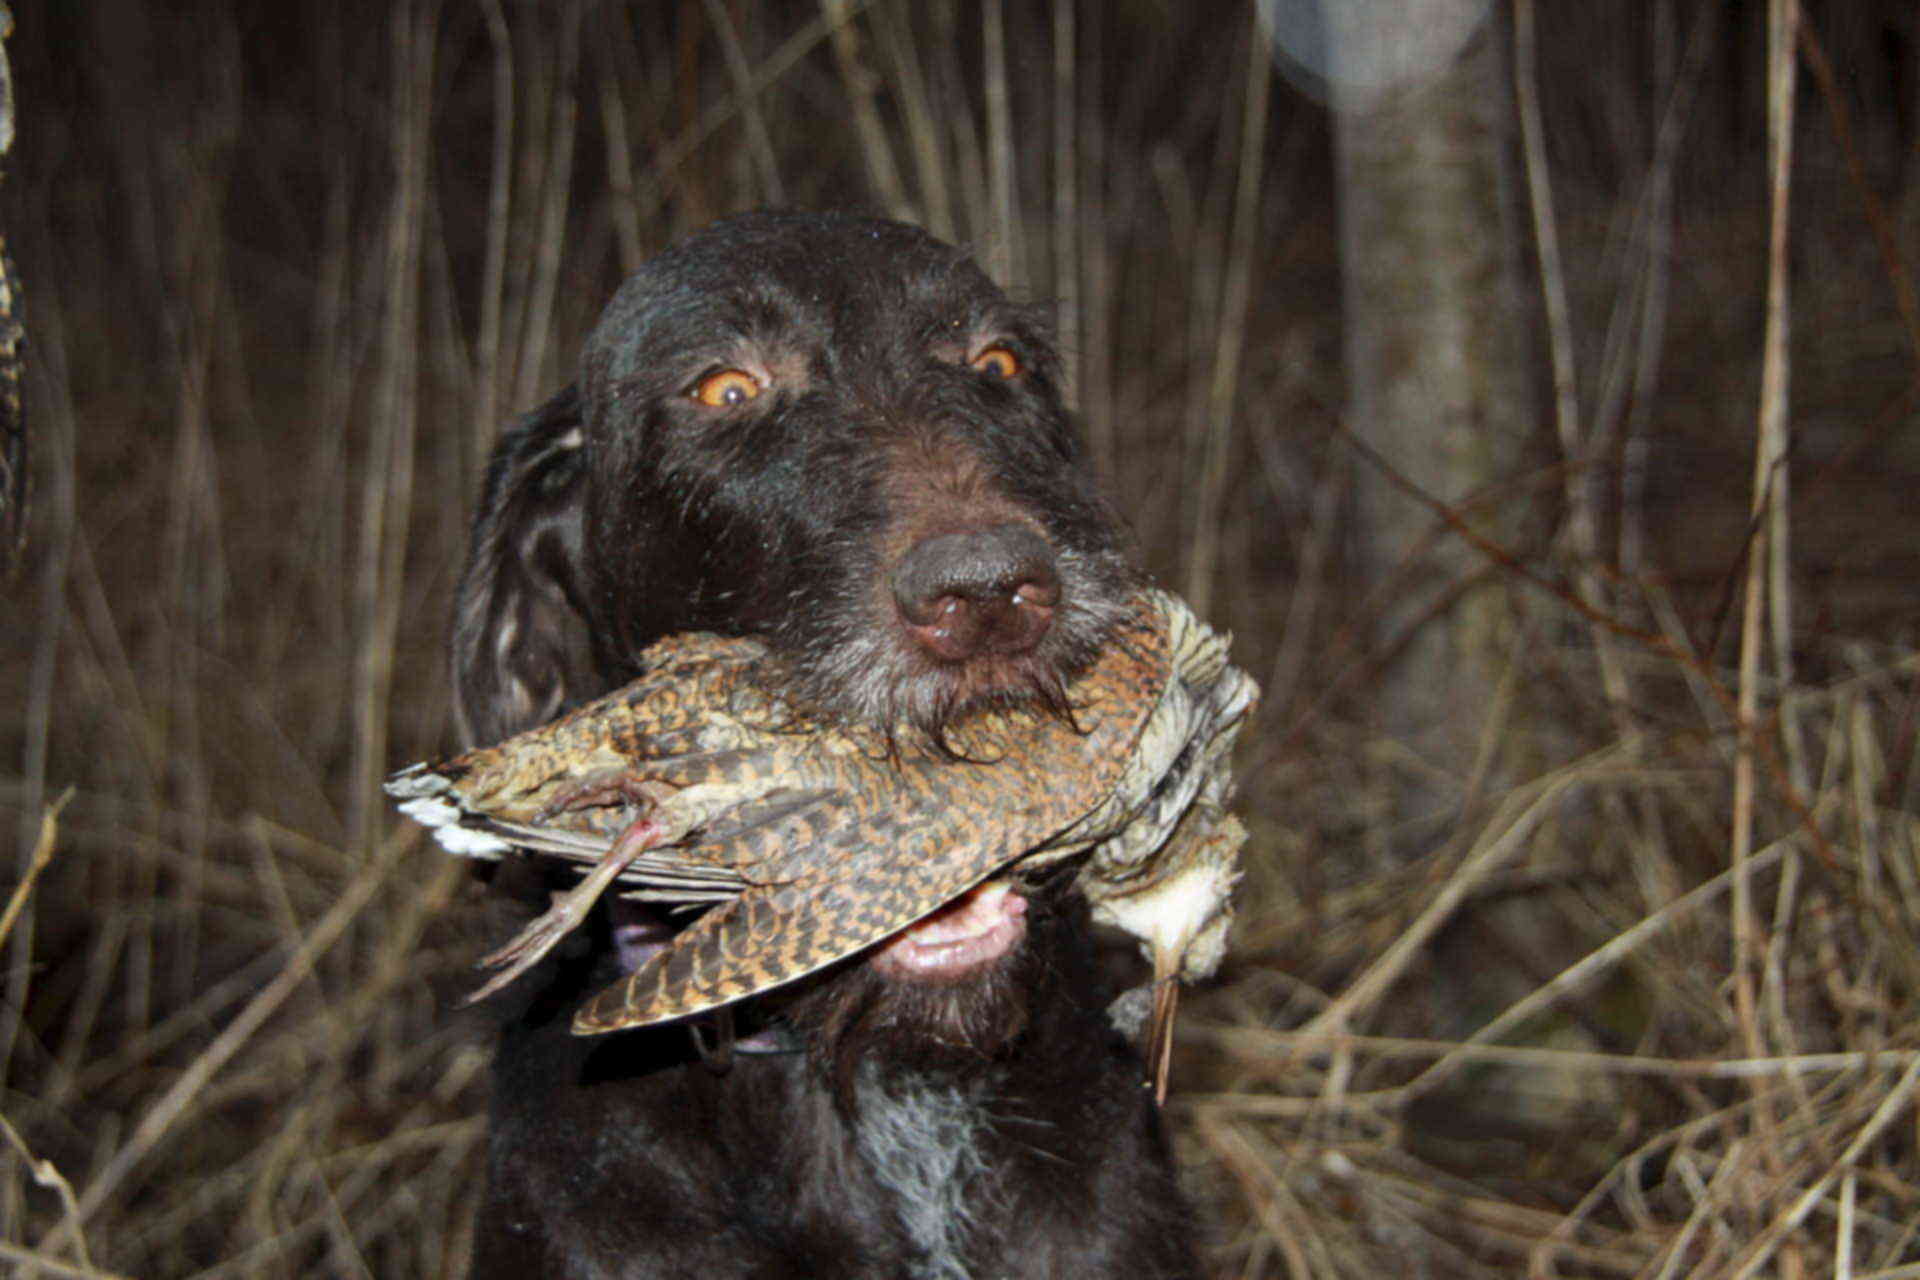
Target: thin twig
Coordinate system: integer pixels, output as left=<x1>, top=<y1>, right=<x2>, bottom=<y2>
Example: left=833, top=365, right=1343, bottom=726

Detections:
left=1401, top=837, right=1793, bottom=1100
left=47, top=829, right=413, bottom=1244
left=0, top=789, right=69, bottom=949
left=1184, top=8, right=1271, bottom=619
left=512, top=0, right=582, bottom=412
left=348, top=0, right=435, bottom=848
left=700, top=0, right=784, bottom=206
left=824, top=0, right=910, bottom=219
left=869, top=0, right=948, bottom=239
left=1193, top=1028, right=1918, bottom=1086
left=1299, top=756, right=1601, bottom=1040
left=1513, top=0, right=1633, bottom=725
left=474, top=0, right=515, bottom=443
left=1792, top=19, right=1920, bottom=372
left=1332, top=420, right=1846, bottom=878
left=980, top=0, right=1016, bottom=285
left=0, top=1240, right=128, bottom=1280
left=1729, top=0, right=1800, bottom=1166
left=1050, top=0, right=1077, bottom=400
left=0, top=1109, right=99, bottom=1274
left=1730, top=1054, right=1920, bottom=1279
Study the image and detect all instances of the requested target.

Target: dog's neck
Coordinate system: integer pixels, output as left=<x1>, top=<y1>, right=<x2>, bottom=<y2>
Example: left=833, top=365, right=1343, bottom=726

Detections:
left=851, top=1061, right=995, bottom=1280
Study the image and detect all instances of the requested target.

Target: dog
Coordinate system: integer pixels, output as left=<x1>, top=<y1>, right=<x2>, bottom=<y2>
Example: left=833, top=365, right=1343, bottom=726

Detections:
left=451, top=211, right=1201, bottom=1278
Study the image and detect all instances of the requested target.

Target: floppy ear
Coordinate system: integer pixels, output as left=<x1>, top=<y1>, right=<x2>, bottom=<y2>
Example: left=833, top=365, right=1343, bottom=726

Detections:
left=453, top=385, right=602, bottom=746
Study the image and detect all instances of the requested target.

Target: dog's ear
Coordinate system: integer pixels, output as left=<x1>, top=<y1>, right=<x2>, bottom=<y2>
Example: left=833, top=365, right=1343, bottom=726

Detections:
left=453, top=385, right=602, bottom=746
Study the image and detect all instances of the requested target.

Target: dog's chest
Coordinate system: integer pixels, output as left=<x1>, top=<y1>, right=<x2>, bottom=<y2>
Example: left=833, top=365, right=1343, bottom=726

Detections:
left=852, top=1068, right=994, bottom=1280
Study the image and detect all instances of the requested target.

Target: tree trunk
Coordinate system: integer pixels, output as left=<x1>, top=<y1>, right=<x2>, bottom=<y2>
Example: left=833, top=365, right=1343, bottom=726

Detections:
left=1330, top=0, right=1537, bottom=844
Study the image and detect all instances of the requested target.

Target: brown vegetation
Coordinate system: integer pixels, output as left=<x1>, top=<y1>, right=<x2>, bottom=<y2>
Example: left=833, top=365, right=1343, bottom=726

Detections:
left=1, top=2, right=1917, bottom=1275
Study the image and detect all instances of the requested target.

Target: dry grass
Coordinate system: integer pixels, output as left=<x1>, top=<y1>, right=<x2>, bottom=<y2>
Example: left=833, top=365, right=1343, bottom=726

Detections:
left=1, top=2, right=1917, bottom=1276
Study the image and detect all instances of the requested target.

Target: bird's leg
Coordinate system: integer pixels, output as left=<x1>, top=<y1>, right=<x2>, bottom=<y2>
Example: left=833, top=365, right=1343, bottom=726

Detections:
left=465, top=777, right=682, bottom=1004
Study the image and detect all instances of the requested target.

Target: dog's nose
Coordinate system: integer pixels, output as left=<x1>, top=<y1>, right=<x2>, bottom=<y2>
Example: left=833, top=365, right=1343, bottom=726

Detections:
left=891, top=524, right=1060, bottom=662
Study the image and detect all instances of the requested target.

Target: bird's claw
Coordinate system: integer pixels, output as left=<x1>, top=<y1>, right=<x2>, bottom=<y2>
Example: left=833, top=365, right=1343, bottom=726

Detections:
left=535, top=768, right=673, bottom=823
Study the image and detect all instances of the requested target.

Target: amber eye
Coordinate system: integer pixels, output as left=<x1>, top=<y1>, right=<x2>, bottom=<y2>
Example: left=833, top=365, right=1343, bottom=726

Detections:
left=970, top=346, right=1020, bottom=379
left=691, top=368, right=761, bottom=408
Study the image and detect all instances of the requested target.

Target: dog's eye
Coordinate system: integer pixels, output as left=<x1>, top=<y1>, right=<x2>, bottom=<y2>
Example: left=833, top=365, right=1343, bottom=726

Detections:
left=970, top=346, right=1020, bottom=379
left=691, top=369, right=762, bottom=408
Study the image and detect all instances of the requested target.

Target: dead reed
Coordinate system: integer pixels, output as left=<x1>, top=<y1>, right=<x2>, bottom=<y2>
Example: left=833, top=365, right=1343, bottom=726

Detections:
left=1, top=3, right=1916, bottom=1276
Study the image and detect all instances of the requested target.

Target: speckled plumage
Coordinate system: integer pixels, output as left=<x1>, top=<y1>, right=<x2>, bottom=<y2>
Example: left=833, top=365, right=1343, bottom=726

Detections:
left=389, top=588, right=1254, bottom=1058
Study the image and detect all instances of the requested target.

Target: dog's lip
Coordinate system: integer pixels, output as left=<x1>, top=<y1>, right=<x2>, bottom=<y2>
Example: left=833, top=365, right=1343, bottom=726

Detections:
left=870, top=880, right=1028, bottom=981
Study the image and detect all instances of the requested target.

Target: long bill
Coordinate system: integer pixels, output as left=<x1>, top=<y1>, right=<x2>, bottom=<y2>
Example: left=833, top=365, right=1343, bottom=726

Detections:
left=1145, top=957, right=1181, bottom=1106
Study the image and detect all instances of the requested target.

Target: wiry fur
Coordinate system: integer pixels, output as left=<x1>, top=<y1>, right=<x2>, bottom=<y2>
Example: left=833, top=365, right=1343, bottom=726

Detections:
left=455, top=212, right=1199, bottom=1278
left=851, top=1069, right=993, bottom=1280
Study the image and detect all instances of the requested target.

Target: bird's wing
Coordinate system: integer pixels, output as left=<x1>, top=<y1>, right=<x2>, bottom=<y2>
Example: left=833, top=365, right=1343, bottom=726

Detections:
left=384, top=629, right=806, bottom=839
left=574, top=820, right=1029, bottom=1032
left=566, top=604, right=1180, bottom=1032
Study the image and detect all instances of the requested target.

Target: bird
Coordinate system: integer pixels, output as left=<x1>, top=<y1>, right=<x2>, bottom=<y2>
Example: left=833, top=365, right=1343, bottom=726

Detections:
left=1049, top=597, right=1257, bottom=1101
left=388, top=588, right=1255, bottom=1094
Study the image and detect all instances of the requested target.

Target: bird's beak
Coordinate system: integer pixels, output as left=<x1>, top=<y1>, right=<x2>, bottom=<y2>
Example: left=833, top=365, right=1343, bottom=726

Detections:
left=1146, top=959, right=1180, bottom=1105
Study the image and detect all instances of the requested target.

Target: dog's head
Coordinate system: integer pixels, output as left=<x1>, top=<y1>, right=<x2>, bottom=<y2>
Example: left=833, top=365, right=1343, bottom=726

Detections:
left=454, top=212, right=1139, bottom=1059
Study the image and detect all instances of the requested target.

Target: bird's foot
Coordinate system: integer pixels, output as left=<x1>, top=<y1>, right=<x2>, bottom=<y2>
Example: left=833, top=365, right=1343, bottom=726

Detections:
left=535, top=768, right=674, bottom=823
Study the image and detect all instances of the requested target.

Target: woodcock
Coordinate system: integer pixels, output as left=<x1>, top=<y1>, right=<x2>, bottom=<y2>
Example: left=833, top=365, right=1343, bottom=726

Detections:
left=388, top=588, right=1256, bottom=1097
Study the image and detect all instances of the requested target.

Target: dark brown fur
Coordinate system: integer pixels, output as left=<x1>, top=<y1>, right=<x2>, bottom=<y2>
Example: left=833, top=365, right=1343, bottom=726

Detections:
left=454, top=212, right=1199, bottom=1278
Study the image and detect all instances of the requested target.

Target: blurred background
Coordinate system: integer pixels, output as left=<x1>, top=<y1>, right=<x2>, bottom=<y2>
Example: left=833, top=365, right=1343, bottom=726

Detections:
left=1, top=1, right=1916, bottom=1275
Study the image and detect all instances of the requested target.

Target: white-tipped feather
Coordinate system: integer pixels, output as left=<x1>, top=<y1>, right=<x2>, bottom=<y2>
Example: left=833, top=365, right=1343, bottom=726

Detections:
left=391, top=795, right=515, bottom=859
left=383, top=762, right=448, bottom=798
left=428, top=822, right=515, bottom=860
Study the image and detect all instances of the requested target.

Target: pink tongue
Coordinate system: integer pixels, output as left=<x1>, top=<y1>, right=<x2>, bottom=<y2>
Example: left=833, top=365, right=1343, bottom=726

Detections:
left=873, top=882, right=1028, bottom=980
left=908, top=882, right=1021, bottom=941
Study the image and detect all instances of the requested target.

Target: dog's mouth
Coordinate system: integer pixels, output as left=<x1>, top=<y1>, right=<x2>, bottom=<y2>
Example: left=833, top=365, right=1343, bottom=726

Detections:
left=868, top=880, right=1028, bottom=983
left=609, top=879, right=1032, bottom=1002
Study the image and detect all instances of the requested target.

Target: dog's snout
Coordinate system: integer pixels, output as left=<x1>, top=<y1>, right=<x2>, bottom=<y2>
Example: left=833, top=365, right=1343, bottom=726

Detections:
left=891, top=523, right=1060, bottom=662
